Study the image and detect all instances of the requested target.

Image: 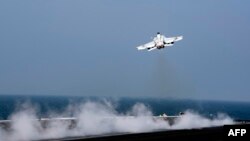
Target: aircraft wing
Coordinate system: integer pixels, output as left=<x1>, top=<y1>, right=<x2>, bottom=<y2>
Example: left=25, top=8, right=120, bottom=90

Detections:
left=147, top=47, right=157, bottom=51
left=164, top=36, right=183, bottom=44
left=136, top=41, right=156, bottom=51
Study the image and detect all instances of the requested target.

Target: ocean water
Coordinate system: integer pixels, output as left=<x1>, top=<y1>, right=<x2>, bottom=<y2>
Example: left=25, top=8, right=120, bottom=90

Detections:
left=0, top=95, right=250, bottom=120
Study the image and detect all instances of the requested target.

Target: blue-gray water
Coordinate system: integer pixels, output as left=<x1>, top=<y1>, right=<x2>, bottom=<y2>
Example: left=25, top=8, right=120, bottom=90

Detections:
left=0, top=95, right=250, bottom=120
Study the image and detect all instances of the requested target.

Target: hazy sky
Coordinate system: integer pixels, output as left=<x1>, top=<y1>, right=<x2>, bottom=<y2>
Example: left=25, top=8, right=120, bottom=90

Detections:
left=0, top=0, right=250, bottom=101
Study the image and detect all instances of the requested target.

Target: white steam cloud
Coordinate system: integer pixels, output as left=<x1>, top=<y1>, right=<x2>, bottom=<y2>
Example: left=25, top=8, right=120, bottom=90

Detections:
left=0, top=101, right=234, bottom=141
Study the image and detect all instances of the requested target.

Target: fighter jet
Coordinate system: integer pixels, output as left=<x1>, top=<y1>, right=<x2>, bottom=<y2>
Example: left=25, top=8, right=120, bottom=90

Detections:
left=136, top=32, right=183, bottom=51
